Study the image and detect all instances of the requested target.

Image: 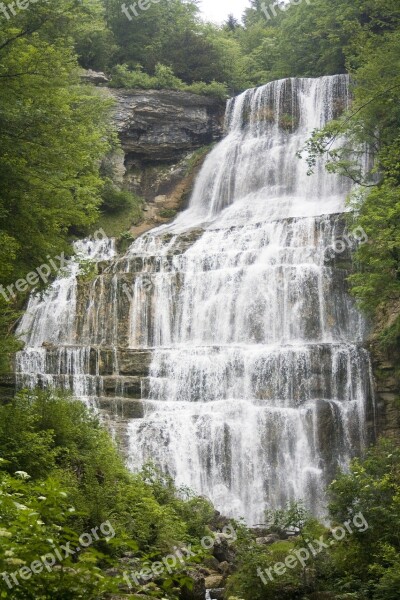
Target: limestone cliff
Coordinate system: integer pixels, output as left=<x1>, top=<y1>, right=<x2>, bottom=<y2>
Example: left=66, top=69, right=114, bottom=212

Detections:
left=112, top=88, right=224, bottom=162
left=368, top=304, right=400, bottom=442
left=107, top=86, right=225, bottom=235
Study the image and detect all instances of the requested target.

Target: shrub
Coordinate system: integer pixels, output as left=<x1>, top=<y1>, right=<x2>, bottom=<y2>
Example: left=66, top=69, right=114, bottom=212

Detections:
left=110, top=64, right=229, bottom=99
left=109, top=64, right=155, bottom=89
left=0, top=390, right=217, bottom=598
left=153, top=63, right=183, bottom=90
left=186, top=80, right=229, bottom=100
left=101, top=182, right=133, bottom=214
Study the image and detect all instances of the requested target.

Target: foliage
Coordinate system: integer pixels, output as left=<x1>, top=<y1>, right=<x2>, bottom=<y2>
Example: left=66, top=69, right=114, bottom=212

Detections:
left=297, top=14, right=400, bottom=346
left=227, top=441, right=400, bottom=600
left=0, top=467, right=118, bottom=599
left=327, top=439, right=400, bottom=599
left=159, top=209, right=178, bottom=220
left=109, top=63, right=229, bottom=100
left=102, top=0, right=247, bottom=90
left=0, top=390, right=217, bottom=598
left=94, top=191, right=143, bottom=238
left=101, top=181, right=137, bottom=214
left=0, top=0, right=124, bottom=373
left=186, top=81, right=229, bottom=101
left=226, top=503, right=329, bottom=600
left=0, top=1, right=114, bottom=285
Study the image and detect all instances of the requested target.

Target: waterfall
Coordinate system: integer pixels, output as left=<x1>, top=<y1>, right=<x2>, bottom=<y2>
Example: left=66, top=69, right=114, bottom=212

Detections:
left=16, top=75, right=375, bottom=523
left=16, top=237, right=116, bottom=401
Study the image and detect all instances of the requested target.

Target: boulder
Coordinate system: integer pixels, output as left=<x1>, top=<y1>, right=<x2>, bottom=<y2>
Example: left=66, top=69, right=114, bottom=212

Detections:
left=212, top=533, right=236, bottom=563
left=256, top=534, right=280, bottom=545
left=208, top=589, right=225, bottom=600
left=180, top=569, right=206, bottom=600
left=205, top=574, right=224, bottom=589
left=81, top=69, right=109, bottom=85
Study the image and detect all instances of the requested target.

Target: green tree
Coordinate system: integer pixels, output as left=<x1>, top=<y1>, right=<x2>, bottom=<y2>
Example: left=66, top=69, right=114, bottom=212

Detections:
left=0, top=1, right=119, bottom=374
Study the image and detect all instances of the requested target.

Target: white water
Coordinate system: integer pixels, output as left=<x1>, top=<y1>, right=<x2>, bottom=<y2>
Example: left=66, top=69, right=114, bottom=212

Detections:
left=125, top=76, right=373, bottom=521
left=16, top=76, right=374, bottom=523
left=16, top=238, right=116, bottom=400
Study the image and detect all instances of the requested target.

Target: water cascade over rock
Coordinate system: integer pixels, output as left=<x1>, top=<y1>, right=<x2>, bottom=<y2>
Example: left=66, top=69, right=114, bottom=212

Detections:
left=16, top=76, right=376, bottom=523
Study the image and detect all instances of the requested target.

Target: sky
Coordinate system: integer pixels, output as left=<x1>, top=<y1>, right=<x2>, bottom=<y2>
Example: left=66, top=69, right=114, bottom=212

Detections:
left=199, top=0, right=251, bottom=24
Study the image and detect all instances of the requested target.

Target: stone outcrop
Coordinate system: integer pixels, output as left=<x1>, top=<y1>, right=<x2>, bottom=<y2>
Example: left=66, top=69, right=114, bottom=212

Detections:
left=368, top=338, right=400, bottom=443
left=104, top=84, right=225, bottom=235
left=12, top=75, right=400, bottom=455
left=12, top=213, right=381, bottom=453
left=81, top=69, right=110, bottom=86
left=111, top=89, right=224, bottom=161
left=0, top=374, right=16, bottom=403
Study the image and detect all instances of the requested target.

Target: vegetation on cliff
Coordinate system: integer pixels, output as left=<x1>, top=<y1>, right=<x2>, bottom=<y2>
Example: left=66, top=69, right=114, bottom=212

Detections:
left=1, top=0, right=399, bottom=368
left=0, top=0, right=142, bottom=373
left=293, top=1, right=400, bottom=348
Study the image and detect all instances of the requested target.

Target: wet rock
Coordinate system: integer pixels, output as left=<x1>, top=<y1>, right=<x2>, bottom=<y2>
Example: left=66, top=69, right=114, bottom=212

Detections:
left=118, top=350, right=153, bottom=376
left=217, top=561, right=232, bottom=575
left=202, top=556, right=221, bottom=572
left=97, top=397, right=144, bottom=419
left=212, top=533, right=236, bottom=564
left=208, top=588, right=225, bottom=600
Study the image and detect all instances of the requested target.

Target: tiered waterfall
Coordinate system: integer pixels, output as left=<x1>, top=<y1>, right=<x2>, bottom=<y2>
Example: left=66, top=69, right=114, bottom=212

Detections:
left=16, top=76, right=375, bottom=523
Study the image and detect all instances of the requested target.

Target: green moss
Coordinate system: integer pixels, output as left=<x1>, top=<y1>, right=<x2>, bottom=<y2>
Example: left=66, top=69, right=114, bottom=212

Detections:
left=76, top=258, right=98, bottom=284
left=159, top=208, right=178, bottom=219
left=279, top=113, right=298, bottom=131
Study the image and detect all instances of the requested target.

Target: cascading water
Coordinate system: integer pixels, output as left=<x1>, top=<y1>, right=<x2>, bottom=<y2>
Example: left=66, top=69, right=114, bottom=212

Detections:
left=16, top=238, right=116, bottom=401
left=16, top=75, right=375, bottom=523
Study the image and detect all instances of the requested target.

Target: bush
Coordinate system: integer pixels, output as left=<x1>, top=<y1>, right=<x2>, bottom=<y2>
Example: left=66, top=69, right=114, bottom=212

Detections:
left=0, top=390, right=217, bottom=598
left=110, top=63, right=229, bottom=99
left=101, top=182, right=133, bottom=214
left=109, top=63, right=155, bottom=89
left=186, top=80, right=228, bottom=100
left=153, top=63, right=183, bottom=90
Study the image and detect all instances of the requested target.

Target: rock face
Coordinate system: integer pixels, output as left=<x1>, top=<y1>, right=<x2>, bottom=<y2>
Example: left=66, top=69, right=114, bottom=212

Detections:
left=368, top=339, right=400, bottom=442
left=111, top=89, right=225, bottom=161
left=107, top=87, right=225, bottom=235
